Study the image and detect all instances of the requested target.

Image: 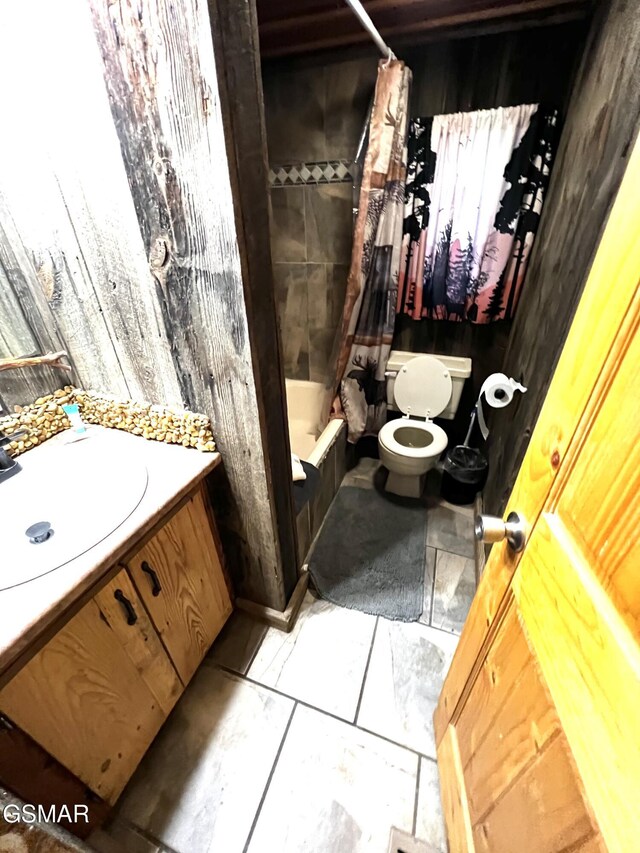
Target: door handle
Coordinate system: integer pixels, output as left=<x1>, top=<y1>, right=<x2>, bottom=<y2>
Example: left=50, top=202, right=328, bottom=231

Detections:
left=475, top=511, right=527, bottom=552
left=114, top=589, right=138, bottom=625
left=141, top=561, right=162, bottom=596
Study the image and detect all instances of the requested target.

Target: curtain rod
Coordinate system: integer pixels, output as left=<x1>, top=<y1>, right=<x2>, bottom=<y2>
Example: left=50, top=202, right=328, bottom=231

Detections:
left=343, top=0, right=396, bottom=61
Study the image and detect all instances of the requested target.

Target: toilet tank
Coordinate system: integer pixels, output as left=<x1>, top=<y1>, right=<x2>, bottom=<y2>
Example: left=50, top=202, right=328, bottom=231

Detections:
left=386, top=350, right=472, bottom=420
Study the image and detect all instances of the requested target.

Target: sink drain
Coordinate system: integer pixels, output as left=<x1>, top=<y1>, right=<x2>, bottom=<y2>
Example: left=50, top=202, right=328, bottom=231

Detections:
left=25, top=521, right=54, bottom=544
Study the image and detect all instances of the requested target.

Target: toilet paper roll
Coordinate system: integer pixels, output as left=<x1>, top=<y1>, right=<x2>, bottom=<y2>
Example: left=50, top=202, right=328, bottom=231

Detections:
left=476, top=373, right=527, bottom=440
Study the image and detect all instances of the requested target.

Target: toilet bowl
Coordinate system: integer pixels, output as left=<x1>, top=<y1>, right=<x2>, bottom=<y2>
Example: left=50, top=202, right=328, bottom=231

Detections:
left=378, top=354, right=458, bottom=498
left=379, top=419, right=448, bottom=497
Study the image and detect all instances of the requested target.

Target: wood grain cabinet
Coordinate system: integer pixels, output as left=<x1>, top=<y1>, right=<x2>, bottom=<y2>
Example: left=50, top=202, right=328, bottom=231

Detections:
left=126, top=489, right=232, bottom=685
left=0, top=485, right=231, bottom=805
left=0, top=567, right=180, bottom=803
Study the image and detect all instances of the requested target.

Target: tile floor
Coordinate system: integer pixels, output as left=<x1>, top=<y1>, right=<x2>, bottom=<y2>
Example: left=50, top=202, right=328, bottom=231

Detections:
left=90, top=460, right=477, bottom=853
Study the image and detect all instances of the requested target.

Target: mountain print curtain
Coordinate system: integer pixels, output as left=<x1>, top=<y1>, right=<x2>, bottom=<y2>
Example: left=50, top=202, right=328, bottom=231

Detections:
left=397, top=104, right=558, bottom=323
left=334, top=60, right=411, bottom=443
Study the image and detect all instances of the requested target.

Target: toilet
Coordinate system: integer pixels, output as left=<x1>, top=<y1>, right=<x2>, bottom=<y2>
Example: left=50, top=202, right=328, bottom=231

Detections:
left=378, top=352, right=472, bottom=498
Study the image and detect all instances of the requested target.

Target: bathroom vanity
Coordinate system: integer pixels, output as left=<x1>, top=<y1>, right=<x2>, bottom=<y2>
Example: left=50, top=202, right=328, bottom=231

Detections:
left=0, top=427, right=232, bottom=822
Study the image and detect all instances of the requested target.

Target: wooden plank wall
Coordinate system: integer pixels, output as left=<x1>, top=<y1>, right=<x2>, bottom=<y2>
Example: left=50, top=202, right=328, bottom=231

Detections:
left=0, top=2, right=180, bottom=410
left=208, top=0, right=299, bottom=593
left=0, top=0, right=296, bottom=610
left=483, top=0, right=640, bottom=514
left=0, top=239, right=62, bottom=412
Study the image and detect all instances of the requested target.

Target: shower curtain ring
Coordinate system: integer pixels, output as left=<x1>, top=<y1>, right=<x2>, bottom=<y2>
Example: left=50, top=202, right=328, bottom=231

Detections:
left=383, top=49, right=395, bottom=68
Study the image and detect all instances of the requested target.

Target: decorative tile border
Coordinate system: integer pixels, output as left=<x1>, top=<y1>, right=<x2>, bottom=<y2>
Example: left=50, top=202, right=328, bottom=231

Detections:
left=269, top=160, right=354, bottom=187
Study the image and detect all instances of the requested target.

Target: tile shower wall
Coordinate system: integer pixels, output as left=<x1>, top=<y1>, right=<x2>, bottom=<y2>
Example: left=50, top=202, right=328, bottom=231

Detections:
left=263, top=58, right=378, bottom=382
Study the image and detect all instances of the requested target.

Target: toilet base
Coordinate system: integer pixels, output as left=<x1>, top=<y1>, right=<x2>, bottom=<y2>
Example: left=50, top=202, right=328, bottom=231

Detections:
left=385, top=470, right=426, bottom=499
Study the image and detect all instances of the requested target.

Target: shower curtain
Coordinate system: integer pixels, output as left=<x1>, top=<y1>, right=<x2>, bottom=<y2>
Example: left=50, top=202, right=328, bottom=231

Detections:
left=334, top=59, right=411, bottom=443
left=397, top=104, right=558, bottom=322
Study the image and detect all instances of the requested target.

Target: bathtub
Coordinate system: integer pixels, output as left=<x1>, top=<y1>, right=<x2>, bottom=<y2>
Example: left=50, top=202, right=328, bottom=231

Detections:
left=285, top=379, right=347, bottom=565
left=285, top=379, right=344, bottom=466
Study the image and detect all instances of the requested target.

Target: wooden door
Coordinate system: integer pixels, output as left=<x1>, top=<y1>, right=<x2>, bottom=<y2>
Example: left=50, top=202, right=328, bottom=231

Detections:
left=0, top=567, right=182, bottom=803
left=127, top=487, right=232, bottom=686
left=434, top=137, right=640, bottom=851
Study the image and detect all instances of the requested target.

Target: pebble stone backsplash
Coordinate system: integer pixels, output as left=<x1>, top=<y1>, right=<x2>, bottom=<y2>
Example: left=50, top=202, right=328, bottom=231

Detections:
left=0, top=387, right=216, bottom=458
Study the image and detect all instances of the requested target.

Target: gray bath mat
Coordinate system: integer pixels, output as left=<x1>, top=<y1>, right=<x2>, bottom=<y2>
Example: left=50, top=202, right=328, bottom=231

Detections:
left=308, top=485, right=426, bottom=621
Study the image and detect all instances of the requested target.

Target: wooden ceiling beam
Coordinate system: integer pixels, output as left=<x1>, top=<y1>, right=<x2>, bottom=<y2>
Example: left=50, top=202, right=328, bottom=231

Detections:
left=259, top=0, right=509, bottom=34
left=259, top=0, right=589, bottom=56
left=257, top=0, right=332, bottom=25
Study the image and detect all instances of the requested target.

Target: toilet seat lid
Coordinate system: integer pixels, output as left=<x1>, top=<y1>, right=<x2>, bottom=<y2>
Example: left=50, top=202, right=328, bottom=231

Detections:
left=393, top=355, right=452, bottom=418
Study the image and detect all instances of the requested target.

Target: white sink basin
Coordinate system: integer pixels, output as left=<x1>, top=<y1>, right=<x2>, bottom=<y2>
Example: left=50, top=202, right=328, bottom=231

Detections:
left=0, top=432, right=148, bottom=591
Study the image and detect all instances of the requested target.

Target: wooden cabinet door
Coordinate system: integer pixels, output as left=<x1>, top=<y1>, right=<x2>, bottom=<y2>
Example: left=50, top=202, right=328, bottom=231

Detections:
left=127, top=487, right=232, bottom=685
left=434, top=137, right=640, bottom=849
left=0, top=567, right=182, bottom=804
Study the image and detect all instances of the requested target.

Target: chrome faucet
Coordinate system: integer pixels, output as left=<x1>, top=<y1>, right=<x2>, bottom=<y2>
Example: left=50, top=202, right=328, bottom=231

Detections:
left=0, top=428, right=27, bottom=482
